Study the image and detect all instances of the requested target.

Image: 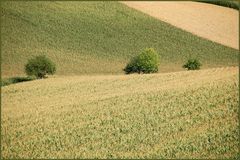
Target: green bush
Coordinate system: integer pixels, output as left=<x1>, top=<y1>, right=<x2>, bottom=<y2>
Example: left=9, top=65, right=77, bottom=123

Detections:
left=198, top=0, right=239, bottom=10
left=25, top=55, right=56, bottom=78
left=1, top=80, right=11, bottom=87
left=183, top=59, right=202, bottom=70
left=1, top=76, right=36, bottom=87
left=124, top=48, right=160, bottom=74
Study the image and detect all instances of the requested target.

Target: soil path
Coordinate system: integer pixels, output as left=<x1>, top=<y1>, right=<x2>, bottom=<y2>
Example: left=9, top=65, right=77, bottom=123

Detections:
left=121, top=1, right=239, bottom=50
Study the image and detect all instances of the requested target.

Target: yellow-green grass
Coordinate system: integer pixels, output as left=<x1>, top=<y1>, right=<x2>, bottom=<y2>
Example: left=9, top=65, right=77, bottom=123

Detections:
left=1, top=67, right=239, bottom=159
left=1, top=1, right=238, bottom=77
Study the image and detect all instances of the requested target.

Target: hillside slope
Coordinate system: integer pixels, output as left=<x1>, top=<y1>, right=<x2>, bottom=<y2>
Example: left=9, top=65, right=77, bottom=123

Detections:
left=2, top=67, right=239, bottom=158
left=1, top=1, right=238, bottom=77
left=121, top=1, right=239, bottom=49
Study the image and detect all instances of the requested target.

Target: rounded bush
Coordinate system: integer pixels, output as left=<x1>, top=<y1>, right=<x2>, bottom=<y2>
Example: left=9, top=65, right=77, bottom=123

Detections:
left=124, top=48, right=160, bottom=74
left=25, top=55, right=56, bottom=78
left=183, top=59, right=201, bottom=70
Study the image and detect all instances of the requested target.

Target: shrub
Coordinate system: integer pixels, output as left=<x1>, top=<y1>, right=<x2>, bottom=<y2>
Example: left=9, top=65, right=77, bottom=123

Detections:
left=183, top=59, right=201, bottom=70
left=1, top=79, right=11, bottom=87
left=124, top=48, right=160, bottom=74
left=198, top=0, right=239, bottom=10
left=25, top=55, right=56, bottom=78
left=1, top=76, right=36, bottom=87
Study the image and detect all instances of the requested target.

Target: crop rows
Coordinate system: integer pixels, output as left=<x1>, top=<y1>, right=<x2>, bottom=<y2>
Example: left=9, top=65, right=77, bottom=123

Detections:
left=1, top=67, right=239, bottom=158
left=1, top=1, right=238, bottom=77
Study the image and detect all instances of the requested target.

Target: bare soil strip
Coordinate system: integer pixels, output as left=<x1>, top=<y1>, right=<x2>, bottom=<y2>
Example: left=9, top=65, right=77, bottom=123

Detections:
left=121, top=1, right=239, bottom=50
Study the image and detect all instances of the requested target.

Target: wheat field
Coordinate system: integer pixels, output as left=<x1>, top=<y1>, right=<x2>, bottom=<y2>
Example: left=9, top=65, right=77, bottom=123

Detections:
left=1, top=1, right=238, bottom=77
left=1, top=67, right=239, bottom=159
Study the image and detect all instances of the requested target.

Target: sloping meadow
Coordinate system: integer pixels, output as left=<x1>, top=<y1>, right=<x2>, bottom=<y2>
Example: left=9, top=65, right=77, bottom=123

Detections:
left=1, top=67, right=239, bottom=158
left=1, top=1, right=238, bottom=77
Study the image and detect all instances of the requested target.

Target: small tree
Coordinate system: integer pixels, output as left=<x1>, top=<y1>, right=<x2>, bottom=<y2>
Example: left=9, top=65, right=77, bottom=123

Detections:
left=25, top=55, right=56, bottom=78
left=183, top=59, right=201, bottom=70
left=124, top=48, right=160, bottom=74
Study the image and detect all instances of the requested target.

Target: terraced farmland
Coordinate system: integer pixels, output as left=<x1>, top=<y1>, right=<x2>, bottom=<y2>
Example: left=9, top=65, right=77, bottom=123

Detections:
left=1, top=67, right=239, bottom=159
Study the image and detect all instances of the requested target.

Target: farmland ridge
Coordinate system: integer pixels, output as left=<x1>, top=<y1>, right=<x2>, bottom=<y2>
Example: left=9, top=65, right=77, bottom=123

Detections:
left=2, top=67, right=239, bottom=158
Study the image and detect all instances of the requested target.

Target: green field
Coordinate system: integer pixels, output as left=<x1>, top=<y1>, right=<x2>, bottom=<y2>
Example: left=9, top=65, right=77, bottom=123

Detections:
left=1, top=67, right=239, bottom=159
left=1, top=1, right=238, bottom=77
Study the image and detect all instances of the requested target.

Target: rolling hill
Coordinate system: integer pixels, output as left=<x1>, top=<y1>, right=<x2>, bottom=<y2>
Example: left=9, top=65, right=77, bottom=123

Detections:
left=1, top=1, right=238, bottom=77
left=1, top=2, right=239, bottom=158
left=121, top=1, right=239, bottom=49
left=2, top=67, right=239, bottom=158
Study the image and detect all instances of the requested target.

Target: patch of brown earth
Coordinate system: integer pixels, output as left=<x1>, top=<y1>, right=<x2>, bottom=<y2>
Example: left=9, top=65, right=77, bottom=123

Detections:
left=121, top=1, right=239, bottom=50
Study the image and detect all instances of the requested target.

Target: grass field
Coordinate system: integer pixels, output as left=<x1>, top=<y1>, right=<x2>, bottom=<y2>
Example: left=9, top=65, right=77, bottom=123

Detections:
left=1, top=1, right=238, bottom=77
left=1, top=67, right=239, bottom=159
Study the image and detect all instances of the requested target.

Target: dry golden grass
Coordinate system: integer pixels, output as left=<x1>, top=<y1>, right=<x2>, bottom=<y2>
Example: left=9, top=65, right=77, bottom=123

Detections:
left=1, top=67, right=239, bottom=158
